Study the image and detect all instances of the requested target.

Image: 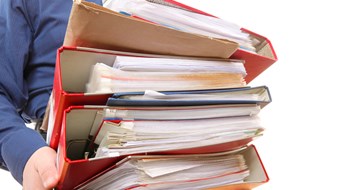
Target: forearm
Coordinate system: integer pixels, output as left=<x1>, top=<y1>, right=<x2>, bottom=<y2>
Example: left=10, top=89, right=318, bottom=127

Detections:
left=0, top=94, right=47, bottom=184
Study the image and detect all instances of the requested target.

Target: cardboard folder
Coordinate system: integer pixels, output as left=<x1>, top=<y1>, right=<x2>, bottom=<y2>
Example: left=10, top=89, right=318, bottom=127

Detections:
left=64, top=0, right=277, bottom=83
left=56, top=106, right=269, bottom=189
left=64, top=0, right=239, bottom=59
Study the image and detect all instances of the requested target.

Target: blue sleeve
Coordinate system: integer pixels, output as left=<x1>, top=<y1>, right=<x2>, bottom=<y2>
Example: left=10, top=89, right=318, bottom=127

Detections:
left=0, top=0, right=103, bottom=184
left=0, top=0, right=102, bottom=184
left=0, top=0, right=70, bottom=184
left=0, top=0, right=51, bottom=184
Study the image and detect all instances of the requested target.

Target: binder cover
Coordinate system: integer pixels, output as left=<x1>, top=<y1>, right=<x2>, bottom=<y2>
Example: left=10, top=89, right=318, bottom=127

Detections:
left=50, top=47, right=114, bottom=149
left=106, top=86, right=271, bottom=108
left=64, top=0, right=239, bottom=59
left=56, top=106, right=269, bottom=189
left=64, top=0, right=277, bottom=83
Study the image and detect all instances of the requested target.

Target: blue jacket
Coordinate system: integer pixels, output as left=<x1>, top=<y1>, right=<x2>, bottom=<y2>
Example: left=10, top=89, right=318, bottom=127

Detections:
left=0, top=0, right=102, bottom=184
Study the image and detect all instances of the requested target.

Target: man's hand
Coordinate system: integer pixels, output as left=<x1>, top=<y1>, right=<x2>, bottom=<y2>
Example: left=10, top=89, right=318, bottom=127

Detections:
left=23, top=147, right=59, bottom=190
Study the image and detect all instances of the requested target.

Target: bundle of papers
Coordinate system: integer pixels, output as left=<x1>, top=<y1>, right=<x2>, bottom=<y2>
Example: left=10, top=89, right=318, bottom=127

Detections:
left=103, top=104, right=261, bottom=120
left=77, top=149, right=249, bottom=190
left=94, top=115, right=263, bottom=157
left=103, top=0, right=257, bottom=52
left=86, top=55, right=246, bottom=93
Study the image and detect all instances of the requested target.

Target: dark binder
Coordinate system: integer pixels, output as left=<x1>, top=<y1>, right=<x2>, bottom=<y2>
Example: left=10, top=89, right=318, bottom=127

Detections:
left=106, top=86, right=271, bottom=108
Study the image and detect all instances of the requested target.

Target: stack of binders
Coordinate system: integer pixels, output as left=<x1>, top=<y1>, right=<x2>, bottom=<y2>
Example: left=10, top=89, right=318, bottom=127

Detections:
left=48, top=0, right=277, bottom=189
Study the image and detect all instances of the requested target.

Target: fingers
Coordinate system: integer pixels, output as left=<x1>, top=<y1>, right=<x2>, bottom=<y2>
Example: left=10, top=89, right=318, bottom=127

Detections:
left=35, top=147, right=59, bottom=189
left=23, top=146, right=59, bottom=190
left=23, top=166, right=46, bottom=190
left=38, top=163, right=59, bottom=189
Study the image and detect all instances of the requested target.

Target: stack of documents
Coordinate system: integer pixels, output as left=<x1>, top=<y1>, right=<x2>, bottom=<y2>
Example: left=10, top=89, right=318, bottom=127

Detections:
left=94, top=116, right=263, bottom=157
left=86, top=55, right=246, bottom=93
left=77, top=148, right=249, bottom=190
left=88, top=86, right=271, bottom=157
left=103, top=0, right=257, bottom=52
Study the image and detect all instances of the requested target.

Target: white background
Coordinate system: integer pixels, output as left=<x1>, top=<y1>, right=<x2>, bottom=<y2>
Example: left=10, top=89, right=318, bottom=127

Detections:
left=2, top=0, right=351, bottom=189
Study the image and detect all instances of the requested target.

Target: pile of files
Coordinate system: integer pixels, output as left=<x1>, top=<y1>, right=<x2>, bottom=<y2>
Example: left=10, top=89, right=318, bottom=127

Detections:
left=76, top=148, right=251, bottom=190
left=85, top=56, right=247, bottom=93
left=93, top=84, right=270, bottom=157
left=47, top=0, right=277, bottom=189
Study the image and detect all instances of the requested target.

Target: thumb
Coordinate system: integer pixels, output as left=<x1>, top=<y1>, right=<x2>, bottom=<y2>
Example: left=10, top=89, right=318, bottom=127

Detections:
left=35, top=147, right=59, bottom=189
